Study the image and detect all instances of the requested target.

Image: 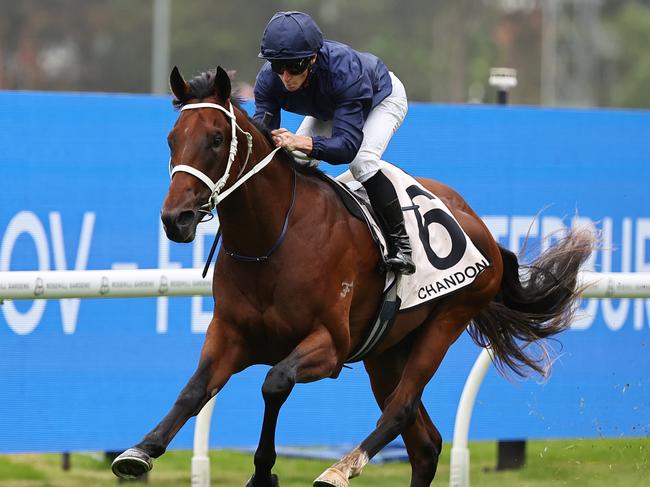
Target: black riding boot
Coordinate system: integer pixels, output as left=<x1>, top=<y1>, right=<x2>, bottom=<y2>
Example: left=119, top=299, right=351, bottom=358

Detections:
left=362, top=171, right=416, bottom=275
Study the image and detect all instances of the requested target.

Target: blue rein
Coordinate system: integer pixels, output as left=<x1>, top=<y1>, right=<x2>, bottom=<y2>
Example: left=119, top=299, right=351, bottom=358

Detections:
left=202, top=164, right=297, bottom=276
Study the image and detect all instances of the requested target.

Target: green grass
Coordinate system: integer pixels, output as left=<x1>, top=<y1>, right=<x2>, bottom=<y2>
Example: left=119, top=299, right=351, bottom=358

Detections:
left=1, top=438, right=649, bottom=486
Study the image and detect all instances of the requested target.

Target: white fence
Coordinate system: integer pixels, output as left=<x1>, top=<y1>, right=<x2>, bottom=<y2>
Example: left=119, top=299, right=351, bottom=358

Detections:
left=448, top=271, right=650, bottom=487
left=1, top=269, right=649, bottom=487
left=2, top=269, right=649, bottom=301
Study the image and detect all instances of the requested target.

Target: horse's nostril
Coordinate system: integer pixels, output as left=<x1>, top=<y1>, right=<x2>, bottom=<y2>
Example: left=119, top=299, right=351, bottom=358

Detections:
left=176, top=210, right=196, bottom=227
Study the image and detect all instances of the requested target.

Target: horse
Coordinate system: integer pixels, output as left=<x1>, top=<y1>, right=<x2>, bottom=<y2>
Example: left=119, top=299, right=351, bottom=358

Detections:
left=111, top=66, right=594, bottom=487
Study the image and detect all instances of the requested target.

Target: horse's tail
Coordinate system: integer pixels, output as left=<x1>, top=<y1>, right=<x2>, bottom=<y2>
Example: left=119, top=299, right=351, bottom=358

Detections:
left=468, top=228, right=595, bottom=377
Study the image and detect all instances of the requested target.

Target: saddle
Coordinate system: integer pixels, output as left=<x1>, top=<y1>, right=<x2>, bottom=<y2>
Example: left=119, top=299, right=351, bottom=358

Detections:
left=314, top=162, right=491, bottom=362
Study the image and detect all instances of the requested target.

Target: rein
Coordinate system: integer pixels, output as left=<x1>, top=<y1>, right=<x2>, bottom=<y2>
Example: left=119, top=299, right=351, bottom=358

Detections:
left=223, top=166, right=296, bottom=263
left=169, top=101, right=292, bottom=271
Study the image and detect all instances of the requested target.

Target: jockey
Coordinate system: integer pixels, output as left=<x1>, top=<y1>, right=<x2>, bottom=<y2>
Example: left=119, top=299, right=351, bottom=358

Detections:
left=253, top=11, right=416, bottom=275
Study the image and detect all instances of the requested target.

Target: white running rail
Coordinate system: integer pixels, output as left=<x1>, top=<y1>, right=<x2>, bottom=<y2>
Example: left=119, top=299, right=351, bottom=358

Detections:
left=449, top=271, right=650, bottom=487
left=2, top=269, right=650, bottom=487
left=1, top=269, right=648, bottom=301
left=0, top=268, right=212, bottom=301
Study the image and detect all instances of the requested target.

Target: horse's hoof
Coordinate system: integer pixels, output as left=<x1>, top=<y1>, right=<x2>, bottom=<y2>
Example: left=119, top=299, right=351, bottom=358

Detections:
left=246, top=473, right=280, bottom=487
left=111, top=447, right=153, bottom=479
left=313, top=467, right=349, bottom=487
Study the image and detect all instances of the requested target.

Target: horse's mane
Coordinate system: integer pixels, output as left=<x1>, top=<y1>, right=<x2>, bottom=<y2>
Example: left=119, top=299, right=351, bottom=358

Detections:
left=171, top=68, right=325, bottom=178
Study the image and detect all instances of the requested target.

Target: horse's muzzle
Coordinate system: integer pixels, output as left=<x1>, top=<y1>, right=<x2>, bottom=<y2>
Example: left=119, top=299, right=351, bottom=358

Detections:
left=160, top=207, right=199, bottom=243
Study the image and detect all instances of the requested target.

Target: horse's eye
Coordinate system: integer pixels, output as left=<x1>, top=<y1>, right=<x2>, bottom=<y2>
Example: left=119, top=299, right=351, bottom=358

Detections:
left=213, top=133, right=224, bottom=147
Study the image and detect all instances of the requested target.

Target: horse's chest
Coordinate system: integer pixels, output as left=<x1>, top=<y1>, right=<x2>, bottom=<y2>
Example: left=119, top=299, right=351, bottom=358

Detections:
left=229, top=306, right=307, bottom=361
left=216, top=268, right=316, bottom=319
left=216, top=287, right=311, bottom=342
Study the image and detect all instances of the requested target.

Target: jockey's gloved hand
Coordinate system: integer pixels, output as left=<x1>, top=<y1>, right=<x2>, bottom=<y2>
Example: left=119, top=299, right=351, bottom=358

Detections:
left=291, top=150, right=320, bottom=169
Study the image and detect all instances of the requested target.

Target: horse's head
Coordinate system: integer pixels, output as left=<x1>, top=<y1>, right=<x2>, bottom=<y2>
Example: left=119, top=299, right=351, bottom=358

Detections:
left=161, top=65, right=236, bottom=243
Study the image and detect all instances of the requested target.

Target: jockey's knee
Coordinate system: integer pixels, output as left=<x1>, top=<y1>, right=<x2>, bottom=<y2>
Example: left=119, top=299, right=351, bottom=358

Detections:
left=349, top=154, right=380, bottom=183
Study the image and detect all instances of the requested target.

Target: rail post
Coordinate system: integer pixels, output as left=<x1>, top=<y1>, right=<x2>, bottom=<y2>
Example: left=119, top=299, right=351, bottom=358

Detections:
left=191, top=396, right=216, bottom=487
left=449, top=348, right=494, bottom=487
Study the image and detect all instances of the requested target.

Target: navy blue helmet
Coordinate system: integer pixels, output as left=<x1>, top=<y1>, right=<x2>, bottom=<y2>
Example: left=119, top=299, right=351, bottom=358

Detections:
left=258, top=11, right=323, bottom=60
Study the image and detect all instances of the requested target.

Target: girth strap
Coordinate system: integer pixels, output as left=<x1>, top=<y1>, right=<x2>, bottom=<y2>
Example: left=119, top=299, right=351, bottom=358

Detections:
left=346, top=274, right=401, bottom=363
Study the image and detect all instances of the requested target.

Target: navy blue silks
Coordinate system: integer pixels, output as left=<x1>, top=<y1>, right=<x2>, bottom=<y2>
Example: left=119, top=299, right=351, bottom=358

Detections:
left=253, top=40, right=393, bottom=165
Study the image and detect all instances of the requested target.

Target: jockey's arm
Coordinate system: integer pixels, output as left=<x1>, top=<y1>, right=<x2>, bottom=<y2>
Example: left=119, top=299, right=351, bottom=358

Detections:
left=270, top=101, right=364, bottom=164
left=309, top=100, right=364, bottom=164
left=252, top=105, right=280, bottom=131
left=253, top=73, right=281, bottom=130
left=270, top=128, right=312, bottom=154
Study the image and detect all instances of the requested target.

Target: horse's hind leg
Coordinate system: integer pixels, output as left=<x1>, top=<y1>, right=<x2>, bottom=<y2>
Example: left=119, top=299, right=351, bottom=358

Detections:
left=365, top=347, right=443, bottom=487
left=314, top=295, right=488, bottom=487
left=248, top=326, right=339, bottom=487
left=404, top=405, right=443, bottom=486
left=112, top=319, right=246, bottom=480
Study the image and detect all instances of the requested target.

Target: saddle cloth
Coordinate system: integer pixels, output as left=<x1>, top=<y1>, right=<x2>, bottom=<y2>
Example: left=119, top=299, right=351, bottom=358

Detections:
left=334, top=161, right=490, bottom=310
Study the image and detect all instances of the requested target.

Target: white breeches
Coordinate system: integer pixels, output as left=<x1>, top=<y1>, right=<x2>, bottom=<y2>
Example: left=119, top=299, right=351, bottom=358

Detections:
left=295, top=72, right=408, bottom=183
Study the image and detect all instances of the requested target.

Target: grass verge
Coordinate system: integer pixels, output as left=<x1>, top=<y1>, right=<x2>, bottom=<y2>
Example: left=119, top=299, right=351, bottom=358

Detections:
left=1, top=437, right=648, bottom=486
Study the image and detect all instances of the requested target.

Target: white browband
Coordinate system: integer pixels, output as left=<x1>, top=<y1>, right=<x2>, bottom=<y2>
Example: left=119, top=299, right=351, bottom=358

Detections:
left=169, top=102, right=279, bottom=212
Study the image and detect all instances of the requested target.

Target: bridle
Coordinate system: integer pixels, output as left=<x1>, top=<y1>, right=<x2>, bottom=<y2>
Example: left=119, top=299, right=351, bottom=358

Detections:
left=169, top=100, right=294, bottom=264
left=169, top=101, right=281, bottom=216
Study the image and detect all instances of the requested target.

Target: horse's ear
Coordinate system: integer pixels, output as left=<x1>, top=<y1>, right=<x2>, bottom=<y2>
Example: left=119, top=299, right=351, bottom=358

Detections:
left=215, top=66, right=231, bottom=101
left=170, top=66, right=188, bottom=102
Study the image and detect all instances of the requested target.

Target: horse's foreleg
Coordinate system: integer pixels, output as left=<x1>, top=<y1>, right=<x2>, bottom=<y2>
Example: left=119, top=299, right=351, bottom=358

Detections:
left=248, top=326, right=338, bottom=487
left=314, top=304, right=477, bottom=487
left=112, top=320, right=246, bottom=480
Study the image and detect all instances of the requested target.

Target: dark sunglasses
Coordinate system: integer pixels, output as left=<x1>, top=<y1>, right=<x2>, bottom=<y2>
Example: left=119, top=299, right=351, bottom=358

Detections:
left=270, top=57, right=311, bottom=75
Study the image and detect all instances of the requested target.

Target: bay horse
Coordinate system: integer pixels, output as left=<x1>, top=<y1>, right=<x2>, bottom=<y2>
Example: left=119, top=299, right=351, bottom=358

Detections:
left=112, top=66, right=594, bottom=487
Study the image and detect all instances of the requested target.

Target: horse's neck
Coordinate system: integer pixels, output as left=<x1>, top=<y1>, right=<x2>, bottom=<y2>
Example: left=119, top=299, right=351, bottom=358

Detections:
left=216, top=115, right=294, bottom=257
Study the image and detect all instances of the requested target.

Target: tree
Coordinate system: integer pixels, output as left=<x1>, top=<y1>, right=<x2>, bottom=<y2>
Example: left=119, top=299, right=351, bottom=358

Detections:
left=605, top=2, right=650, bottom=108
